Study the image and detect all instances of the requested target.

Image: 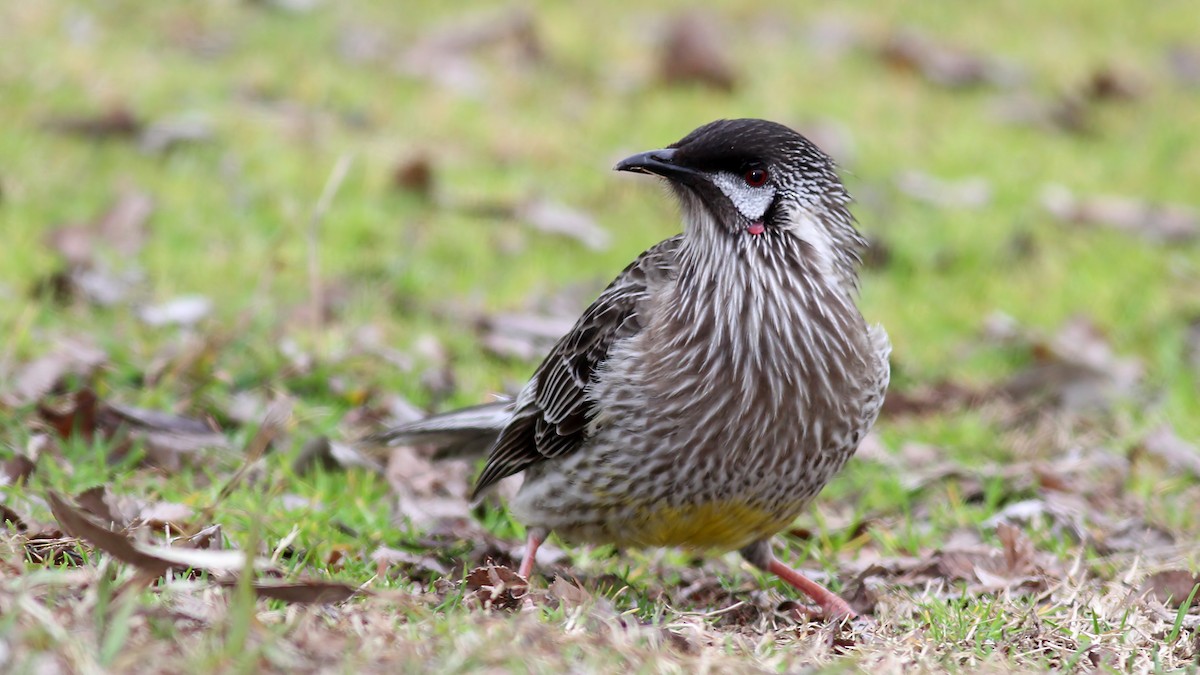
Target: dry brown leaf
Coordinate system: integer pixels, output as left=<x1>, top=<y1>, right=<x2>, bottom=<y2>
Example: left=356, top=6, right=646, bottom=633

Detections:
left=1, top=503, right=29, bottom=532
left=2, top=455, right=36, bottom=486
left=294, top=436, right=384, bottom=475
left=48, top=491, right=171, bottom=576
left=371, top=546, right=452, bottom=579
left=44, top=106, right=143, bottom=139
left=398, top=8, right=542, bottom=96
left=895, top=171, right=991, bottom=209
left=95, top=189, right=155, bottom=254
left=1137, top=426, right=1200, bottom=480
left=658, top=10, right=737, bottom=91
left=392, top=154, right=435, bottom=199
left=138, top=114, right=214, bottom=154
left=998, top=316, right=1142, bottom=413
left=1096, top=519, right=1176, bottom=555
left=464, top=563, right=528, bottom=611
left=878, top=30, right=1021, bottom=89
left=74, top=486, right=135, bottom=527
left=136, top=501, right=194, bottom=532
left=1167, top=45, right=1200, bottom=88
left=187, top=524, right=224, bottom=550
left=227, top=580, right=361, bottom=604
left=37, top=388, right=102, bottom=440
left=477, top=311, right=574, bottom=362
left=848, top=523, right=1053, bottom=594
left=1042, top=185, right=1199, bottom=243
left=36, top=387, right=230, bottom=469
left=138, top=295, right=213, bottom=327
left=1140, top=571, right=1200, bottom=609
left=49, top=491, right=277, bottom=578
left=387, top=444, right=473, bottom=528
left=1082, top=66, right=1146, bottom=102
left=516, top=198, right=610, bottom=251
left=1, top=338, right=107, bottom=408
left=44, top=189, right=153, bottom=262
left=548, top=575, right=593, bottom=607
left=24, top=530, right=84, bottom=566
left=205, top=396, right=293, bottom=514
left=880, top=380, right=982, bottom=418
left=990, top=90, right=1094, bottom=135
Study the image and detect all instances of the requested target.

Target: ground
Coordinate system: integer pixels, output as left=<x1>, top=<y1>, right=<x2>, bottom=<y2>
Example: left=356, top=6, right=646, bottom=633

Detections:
left=1, top=1, right=1199, bottom=672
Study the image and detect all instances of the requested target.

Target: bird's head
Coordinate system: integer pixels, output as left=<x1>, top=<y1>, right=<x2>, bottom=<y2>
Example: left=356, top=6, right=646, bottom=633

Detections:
left=616, top=118, right=865, bottom=289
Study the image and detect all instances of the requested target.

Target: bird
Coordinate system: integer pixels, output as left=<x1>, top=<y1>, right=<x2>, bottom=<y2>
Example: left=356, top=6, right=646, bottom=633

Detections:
left=375, top=118, right=890, bottom=620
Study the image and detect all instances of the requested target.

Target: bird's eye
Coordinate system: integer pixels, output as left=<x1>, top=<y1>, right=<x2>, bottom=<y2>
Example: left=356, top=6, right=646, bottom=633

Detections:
left=744, top=168, right=768, bottom=187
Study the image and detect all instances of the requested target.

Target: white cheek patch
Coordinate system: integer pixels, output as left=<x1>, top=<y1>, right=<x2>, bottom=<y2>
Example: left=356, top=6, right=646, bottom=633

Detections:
left=711, top=172, right=776, bottom=221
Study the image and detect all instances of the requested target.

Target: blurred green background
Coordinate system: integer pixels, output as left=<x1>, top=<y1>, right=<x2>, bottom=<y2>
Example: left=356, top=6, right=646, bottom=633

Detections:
left=2, top=1, right=1200, bottom=670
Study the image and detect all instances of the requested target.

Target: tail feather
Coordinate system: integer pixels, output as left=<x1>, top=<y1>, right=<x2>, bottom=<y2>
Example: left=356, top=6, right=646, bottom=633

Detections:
left=363, top=401, right=512, bottom=459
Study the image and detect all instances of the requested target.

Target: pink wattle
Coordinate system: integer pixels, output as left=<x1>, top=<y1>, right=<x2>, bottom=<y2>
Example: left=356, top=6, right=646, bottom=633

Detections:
left=748, top=222, right=765, bottom=235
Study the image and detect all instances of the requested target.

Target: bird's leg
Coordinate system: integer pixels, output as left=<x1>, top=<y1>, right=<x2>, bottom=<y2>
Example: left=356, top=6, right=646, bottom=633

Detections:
left=740, top=540, right=856, bottom=621
left=517, top=528, right=547, bottom=579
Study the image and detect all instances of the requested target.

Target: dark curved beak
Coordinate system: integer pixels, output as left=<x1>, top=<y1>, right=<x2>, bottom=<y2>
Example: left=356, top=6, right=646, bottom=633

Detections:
left=614, top=148, right=699, bottom=181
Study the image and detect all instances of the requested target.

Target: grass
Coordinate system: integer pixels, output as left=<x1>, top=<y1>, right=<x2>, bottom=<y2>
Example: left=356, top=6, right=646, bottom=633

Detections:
left=2, top=0, right=1200, bottom=672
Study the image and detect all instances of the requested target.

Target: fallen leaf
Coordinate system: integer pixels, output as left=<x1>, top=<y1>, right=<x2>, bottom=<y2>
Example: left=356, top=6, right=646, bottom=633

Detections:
left=102, top=401, right=229, bottom=470
left=998, top=316, right=1142, bottom=413
left=0, top=338, right=107, bottom=407
left=1042, top=185, right=1199, bottom=243
left=1, top=455, right=36, bottom=486
left=50, top=491, right=274, bottom=576
left=37, top=388, right=102, bottom=441
left=880, top=380, right=982, bottom=418
left=138, top=113, right=214, bottom=154
left=1096, top=519, right=1175, bottom=555
left=517, top=198, right=610, bottom=251
left=187, top=524, right=224, bottom=550
left=990, top=91, right=1092, bottom=135
left=464, top=563, right=528, bottom=611
left=37, top=388, right=230, bottom=469
left=44, top=106, right=143, bottom=139
left=228, top=581, right=361, bottom=604
left=74, top=486, right=136, bottom=527
left=548, top=575, right=593, bottom=607
left=48, top=491, right=170, bottom=576
left=895, top=171, right=991, bottom=209
left=1, top=504, right=29, bottom=532
left=1141, top=571, right=1200, bottom=609
left=371, top=546, right=451, bottom=579
left=392, top=154, right=436, bottom=200
left=1137, top=426, right=1200, bottom=480
left=1185, top=317, right=1200, bottom=373
left=138, top=295, right=213, bottom=327
left=24, top=530, right=84, bottom=566
left=336, top=24, right=392, bottom=65
left=1082, top=66, right=1145, bottom=102
left=387, top=444, right=473, bottom=528
left=136, top=501, right=194, bottom=532
left=847, top=523, right=1055, bottom=595
left=398, top=8, right=542, bottom=97
left=477, top=311, right=574, bottom=361
left=878, top=30, right=1022, bottom=89
left=94, top=188, right=154, bottom=255
left=658, top=10, right=737, bottom=91
left=1167, top=45, right=1200, bottom=88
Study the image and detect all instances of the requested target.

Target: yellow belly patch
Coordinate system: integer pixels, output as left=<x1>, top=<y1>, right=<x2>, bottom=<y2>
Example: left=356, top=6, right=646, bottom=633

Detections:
left=624, top=501, right=797, bottom=551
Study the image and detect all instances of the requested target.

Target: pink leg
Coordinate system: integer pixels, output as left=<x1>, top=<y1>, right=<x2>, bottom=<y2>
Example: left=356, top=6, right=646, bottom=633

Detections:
left=766, top=558, right=856, bottom=620
left=741, top=540, right=855, bottom=621
left=517, top=529, right=545, bottom=579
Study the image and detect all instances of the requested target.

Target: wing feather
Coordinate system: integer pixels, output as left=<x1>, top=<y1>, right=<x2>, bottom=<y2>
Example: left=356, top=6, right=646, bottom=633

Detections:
left=471, top=236, right=679, bottom=497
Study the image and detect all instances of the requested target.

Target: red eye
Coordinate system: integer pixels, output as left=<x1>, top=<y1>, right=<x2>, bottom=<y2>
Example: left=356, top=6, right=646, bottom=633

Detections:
left=744, top=168, right=768, bottom=187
